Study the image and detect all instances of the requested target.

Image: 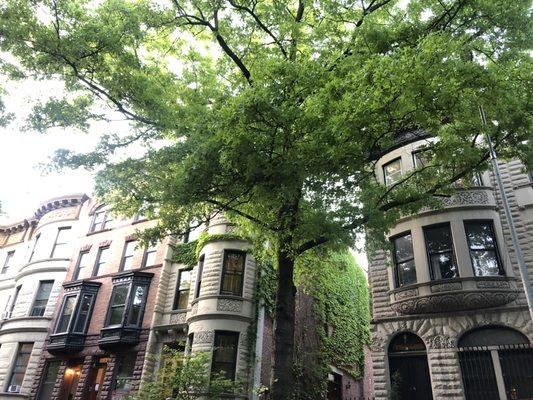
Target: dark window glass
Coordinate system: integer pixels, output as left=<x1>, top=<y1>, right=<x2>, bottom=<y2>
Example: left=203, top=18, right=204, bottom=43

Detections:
left=37, top=360, right=61, bottom=400
left=8, top=343, right=34, bottom=392
left=120, top=241, right=137, bottom=271
left=383, top=158, right=402, bottom=186
left=8, top=286, right=21, bottom=316
left=29, top=234, right=41, bottom=262
left=73, top=294, right=93, bottom=333
left=194, top=256, right=204, bottom=299
left=142, top=244, right=157, bottom=268
left=211, top=331, right=239, bottom=380
left=173, top=269, right=192, bottom=310
left=93, top=247, right=110, bottom=277
left=412, top=150, right=430, bottom=169
left=423, top=224, right=458, bottom=280
left=1, top=251, right=15, bottom=274
left=30, top=281, right=54, bottom=317
left=220, top=251, right=246, bottom=296
left=464, top=221, right=504, bottom=276
left=91, top=208, right=112, bottom=232
left=106, top=285, right=129, bottom=326
left=50, top=227, right=72, bottom=258
left=113, top=353, right=137, bottom=395
left=391, top=233, right=417, bottom=287
left=72, top=251, right=90, bottom=281
left=55, top=296, right=76, bottom=333
left=127, top=285, right=147, bottom=326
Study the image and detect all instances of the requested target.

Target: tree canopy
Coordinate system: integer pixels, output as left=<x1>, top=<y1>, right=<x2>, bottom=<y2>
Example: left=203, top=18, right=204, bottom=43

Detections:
left=0, top=0, right=531, bottom=397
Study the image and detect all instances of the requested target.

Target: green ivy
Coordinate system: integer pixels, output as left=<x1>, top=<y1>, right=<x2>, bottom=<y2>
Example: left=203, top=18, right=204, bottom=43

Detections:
left=194, top=232, right=249, bottom=256
left=295, top=249, right=370, bottom=378
left=171, top=240, right=198, bottom=267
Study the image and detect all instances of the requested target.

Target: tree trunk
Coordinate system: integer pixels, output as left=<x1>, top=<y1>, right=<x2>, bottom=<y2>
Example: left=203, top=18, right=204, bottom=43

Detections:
left=270, top=249, right=297, bottom=400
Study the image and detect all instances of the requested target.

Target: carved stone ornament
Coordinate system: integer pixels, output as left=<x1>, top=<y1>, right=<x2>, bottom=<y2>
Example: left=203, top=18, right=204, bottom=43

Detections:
left=190, top=303, right=199, bottom=316
left=194, top=331, right=214, bottom=344
left=170, top=312, right=187, bottom=325
left=431, top=282, right=463, bottom=293
left=395, top=288, right=419, bottom=300
left=390, top=290, right=519, bottom=314
left=426, top=334, right=456, bottom=349
left=441, top=190, right=490, bottom=207
left=477, top=280, right=511, bottom=289
left=217, top=299, right=243, bottom=313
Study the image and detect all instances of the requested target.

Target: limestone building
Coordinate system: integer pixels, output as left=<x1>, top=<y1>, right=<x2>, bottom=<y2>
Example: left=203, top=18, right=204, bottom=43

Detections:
left=367, top=133, right=533, bottom=399
left=0, top=194, right=88, bottom=398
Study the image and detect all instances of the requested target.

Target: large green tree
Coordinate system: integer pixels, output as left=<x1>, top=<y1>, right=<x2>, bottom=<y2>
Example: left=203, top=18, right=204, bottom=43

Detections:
left=0, top=0, right=531, bottom=397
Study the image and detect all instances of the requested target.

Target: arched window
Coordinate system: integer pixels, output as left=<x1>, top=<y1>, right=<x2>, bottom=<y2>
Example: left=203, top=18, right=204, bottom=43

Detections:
left=90, top=205, right=113, bottom=233
left=458, top=326, right=532, bottom=400
left=388, top=333, right=433, bottom=400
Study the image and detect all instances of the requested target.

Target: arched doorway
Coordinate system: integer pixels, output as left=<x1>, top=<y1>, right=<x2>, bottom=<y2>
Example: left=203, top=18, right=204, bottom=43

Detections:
left=388, top=332, right=433, bottom=400
left=458, top=326, right=533, bottom=400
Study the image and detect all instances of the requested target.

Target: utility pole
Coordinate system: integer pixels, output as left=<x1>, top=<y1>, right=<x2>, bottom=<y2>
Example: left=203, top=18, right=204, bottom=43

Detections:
left=479, top=105, right=533, bottom=322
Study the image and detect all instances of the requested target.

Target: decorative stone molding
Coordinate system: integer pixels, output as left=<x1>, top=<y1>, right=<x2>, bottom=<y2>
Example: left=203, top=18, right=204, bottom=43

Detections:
left=170, top=312, right=187, bottom=325
left=394, top=288, right=418, bottom=300
left=99, top=240, right=112, bottom=247
left=80, top=244, right=92, bottom=252
left=431, top=282, right=462, bottom=293
left=194, top=331, right=214, bottom=344
left=426, top=334, right=456, bottom=349
left=370, top=336, right=386, bottom=352
left=217, top=298, right=243, bottom=312
left=390, top=277, right=519, bottom=314
left=34, top=193, right=88, bottom=219
left=441, top=190, right=489, bottom=207
left=190, top=303, right=198, bottom=316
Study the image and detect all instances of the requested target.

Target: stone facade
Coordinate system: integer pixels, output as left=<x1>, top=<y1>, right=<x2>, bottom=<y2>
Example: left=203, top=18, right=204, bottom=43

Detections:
left=368, top=137, right=533, bottom=399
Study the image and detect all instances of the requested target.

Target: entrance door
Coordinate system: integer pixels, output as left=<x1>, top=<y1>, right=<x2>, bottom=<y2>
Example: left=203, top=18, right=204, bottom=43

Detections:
left=87, top=358, right=108, bottom=400
left=388, top=332, right=433, bottom=400
left=63, top=364, right=81, bottom=400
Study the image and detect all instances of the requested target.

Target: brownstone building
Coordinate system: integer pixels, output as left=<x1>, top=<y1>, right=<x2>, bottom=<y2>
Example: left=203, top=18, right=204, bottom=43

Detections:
left=27, top=201, right=167, bottom=400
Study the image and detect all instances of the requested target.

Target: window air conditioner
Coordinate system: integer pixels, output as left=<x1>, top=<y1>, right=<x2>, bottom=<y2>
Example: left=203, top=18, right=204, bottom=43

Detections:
left=7, top=384, right=21, bottom=393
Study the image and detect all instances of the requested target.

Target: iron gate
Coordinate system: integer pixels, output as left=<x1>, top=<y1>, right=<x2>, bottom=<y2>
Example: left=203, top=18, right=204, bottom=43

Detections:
left=458, top=343, right=533, bottom=400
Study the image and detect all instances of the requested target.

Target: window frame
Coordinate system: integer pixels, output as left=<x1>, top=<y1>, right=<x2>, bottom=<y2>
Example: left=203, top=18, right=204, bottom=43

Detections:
left=422, top=222, right=458, bottom=281
left=1, top=250, right=15, bottom=274
left=92, top=246, right=110, bottom=277
left=30, top=280, right=54, bottom=317
left=50, top=226, right=72, bottom=258
left=29, top=233, right=41, bottom=262
left=412, top=149, right=431, bottom=169
left=72, top=293, right=96, bottom=333
left=464, top=220, right=505, bottom=277
left=220, top=250, right=246, bottom=297
left=141, top=244, right=157, bottom=268
left=72, top=251, right=90, bottom=281
left=104, top=282, right=150, bottom=328
left=119, top=240, right=137, bottom=272
left=390, top=231, right=417, bottom=288
left=112, top=353, right=137, bottom=395
left=7, top=342, right=34, bottom=393
left=36, top=360, right=61, bottom=400
left=382, top=157, right=403, bottom=186
left=54, top=294, right=78, bottom=334
left=90, top=207, right=112, bottom=233
left=211, top=331, right=239, bottom=381
left=8, top=285, right=22, bottom=317
left=173, top=268, right=192, bottom=310
left=194, top=256, right=204, bottom=299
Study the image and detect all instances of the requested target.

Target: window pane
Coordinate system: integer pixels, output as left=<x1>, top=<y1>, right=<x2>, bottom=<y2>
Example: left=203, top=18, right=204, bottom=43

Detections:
left=424, top=225, right=458, bottom=280
left=107, top=285, right=129, bottom=326
left=393, top=234, right=414, bottom=262
left=398, top=260, right=417, bottom=286
left=31, top=281, right=54, bottom=317
left=413, top=151, right=430, bottom=168
left=471, top=250, right=501, bottom=276
left=93, top=247, right=109, bottom=276
left=143, top=247, right=157, bottom=267
left=73, top=294, right=93, bottom=333
left=121, top=241, right=136, bottom=271
left=221, top=252, right=245, bottom=296
left=8, top=343, right=34, bottom=391
left=73, top=252, right=90, bottom=280
left=384, top=159, right=402, bottom=186
left=55, top=296, right=76, bottom=333
left=2, top=251, right=15, bottom=274
left=37, top=361, right=61, bottom=400
left=108, top=306, right=125, bottom=326
left=112, top=286, right=129, bottom=306
left=128, top=285, right=146, bottom=326
left=174, top=269, right=192, bottom=310
left=52, top=227, right=72, bottom=258
left=465, top=222, right=503, bottom=277
left=212, top=332, right=238, bottom=380
left=113, top=353, right=137, bottom=395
